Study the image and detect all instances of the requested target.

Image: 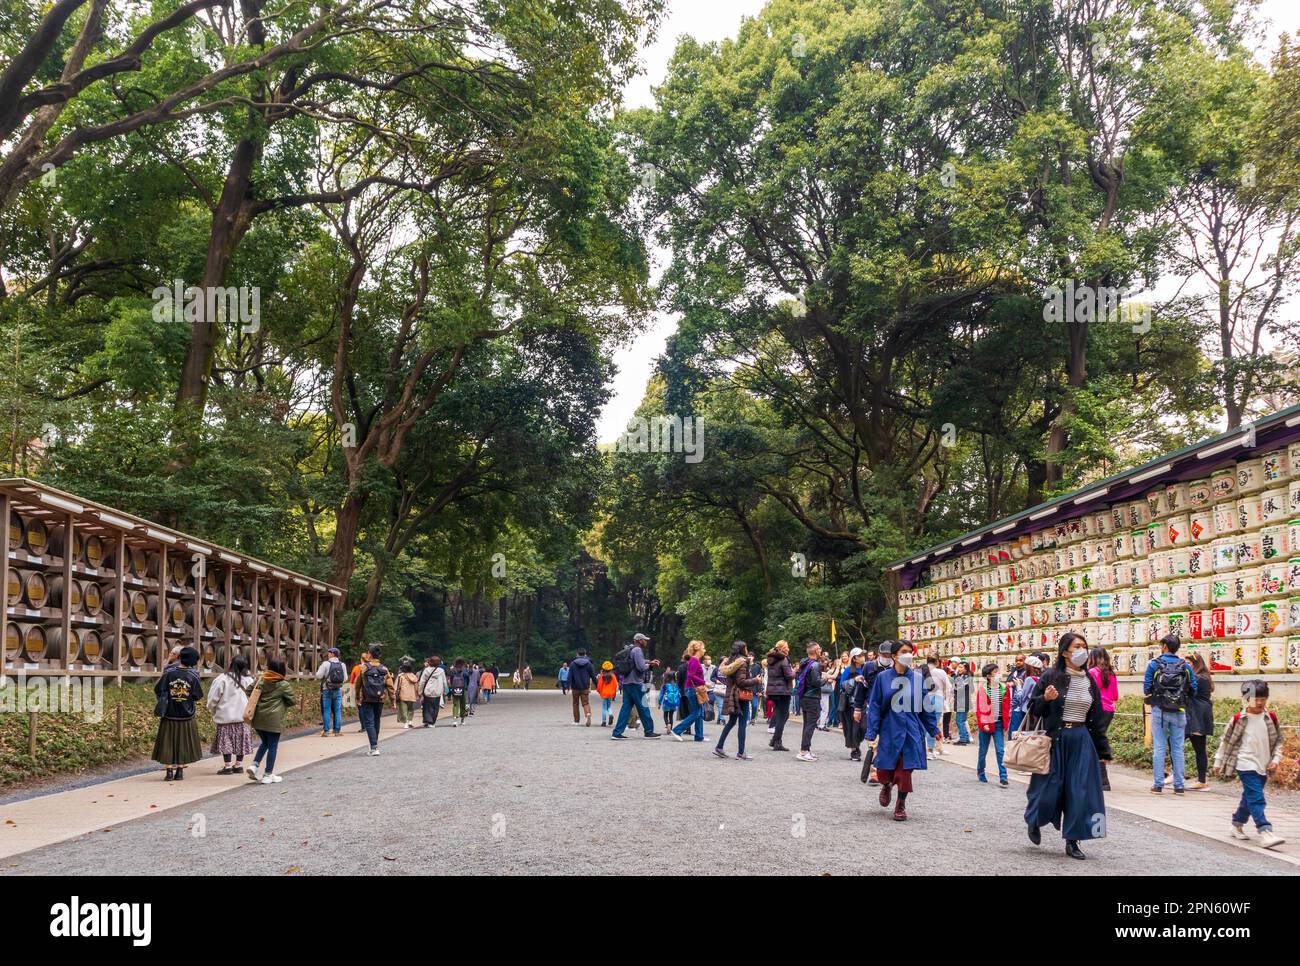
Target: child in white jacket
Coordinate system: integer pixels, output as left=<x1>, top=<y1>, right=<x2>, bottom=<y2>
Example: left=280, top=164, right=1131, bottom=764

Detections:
left=207, top=655, right=255, bottom=774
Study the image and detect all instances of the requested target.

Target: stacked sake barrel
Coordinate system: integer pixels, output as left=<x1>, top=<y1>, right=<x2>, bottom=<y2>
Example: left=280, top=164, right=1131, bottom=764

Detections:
left=5, top=511, right=53, bottom=665
left=897, top=441, right=1300, bottom=675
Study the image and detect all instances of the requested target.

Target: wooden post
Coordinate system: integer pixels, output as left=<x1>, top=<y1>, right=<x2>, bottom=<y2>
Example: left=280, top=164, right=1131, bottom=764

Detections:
left=0, top=494, right=9, bottom=684
left=113, top=534, right=125, bottom=683
left=27, top=710, right=36, bottom=758
left=59, top=510, right=73, bottom=672
left=1143, top=702, right=1152, bottom=748
left=115, top=700, right=123, bottom=742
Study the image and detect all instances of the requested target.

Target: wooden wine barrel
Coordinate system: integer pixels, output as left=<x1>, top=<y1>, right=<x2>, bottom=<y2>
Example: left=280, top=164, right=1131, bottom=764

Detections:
left=168, top=557, right=187, bottom=588
left=145, top=595, right=186, bottom=625
left=201, top=604, right=216, bottom=630
left=82, top=580, right=103, bottom=615
left=127, top=546, right=148, bottom=577
left=47, top=525, right=83, bottom=563
left=204, top=569, right=219, bottom=595
left=131, top=634, right=155, bottom=665
left=257, top=583, right=270, bottom=605
left=169, top=600, right=186, bottom=626
left=20, top=623, right=47, bottom=660
left=144, top=552, right=161, bottom=579
left=6, top=568, right=20, bottom=603
left=100, top=632, right=121, bottom=663
left=7, top=515, right=22, bottom=551
left=23, top=517, right=48, bottom=555
left=78, top=629, right=103, bottom=664
left=83, top=534, right=105, bottom=568
left=257, top=614, right=269, bottom=637
left=200, top=642, right=216, bottom=668
left=20, top=571, right=48, bottom=609
left=46, top=576, right=82, bottom=611
left=103, top=587, right=148, bottom=622
left=3, top=621, right=19, bottom=658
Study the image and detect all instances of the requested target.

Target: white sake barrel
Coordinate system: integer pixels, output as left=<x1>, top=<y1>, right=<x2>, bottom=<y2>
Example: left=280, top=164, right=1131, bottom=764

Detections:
left=1287, top=635, right=1300, bottom=670
left=1166, top=611, right=1189, bottom=640
left=1213, top=501, right=1240, bottom=536
left=1259, top=561, right=1287, bottom=598
left=1189, top=506, right=1214, bottom=544
left=1236, top=567, right=1261, bottom=602
left=1238, top=457, right=1265, bottom=494
left=1290, top=481, right=1300, bottom=517
left=1112, top=531, right=1133, bottom=559
left=1112, top=620, right=1131, bottom=645
left=1260, top=524, right=1289, bottom=562
left=1109, top=504, right=1127, bottom=534
left=1261, top=486, right=1288, bottom=525
left=1237, top=531, right=1264, bottom=567
left=1094, top=509, right=1112, bottom=536
left=1211, top=467, right=1238, bottom=502
left=1238, top=494, right=1264, bottom=531
left=1147, top=521, right=1168, bottom=552
left=1211, top=537, right=1239, bottom=572
left=1189, top=609, right=1212, bottom=640
left=1165, top=513, right=1190, bottom=548
left=1236, top=603, right=1262, bottom=638
left=1150, top=550, right=1172, bottom=581
left=1146, top=487, right=1166, bottom=520
left=1261, top=599, right=1287, bottom=636
left=1164, top=481, right=1189, bottom=516
left=1127, top=500, right=1149, bottom=528
left=1260, top=637, right=1287, bottom=672
left=1187, top=477, right=1213, bottom=509
left=1211, top=577, right=1234, bottom=606
left=1261, top=448, right=1290, bottom=483
left=1232, top=640, right=1260, bottom=672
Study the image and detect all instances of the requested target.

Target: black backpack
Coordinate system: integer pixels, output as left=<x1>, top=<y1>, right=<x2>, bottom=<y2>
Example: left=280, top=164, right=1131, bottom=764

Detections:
left=613, top=645, right=635, bottom=679
left=324, top=660, right=346, bottom=690
left=1150, top=660, right=1189, bottom=711
left=361, top=663, right=388, bottom=703
left=674, top=660, right=688, bottom=691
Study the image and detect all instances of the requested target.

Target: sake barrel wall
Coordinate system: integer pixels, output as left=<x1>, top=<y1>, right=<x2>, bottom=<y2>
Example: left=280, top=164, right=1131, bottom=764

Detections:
left=895, top=429, right=1300, bottom=682
left=0, top=479, right=342, bottom=680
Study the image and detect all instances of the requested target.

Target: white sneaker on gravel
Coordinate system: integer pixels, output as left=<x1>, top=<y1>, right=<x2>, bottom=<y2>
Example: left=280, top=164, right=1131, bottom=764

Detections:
left=245, top=766, right=259, bottom=781
left=1230, top=824, right=1250, bottom=840
left=1259, top=830, right=1286, bottom=849
left=673, top=733, right=684, bottom=742
left=368, top=749, right=380, bottom=756
left=796, top=752, right=816, bottom=762
left=261, top=775, right=279, bottom=784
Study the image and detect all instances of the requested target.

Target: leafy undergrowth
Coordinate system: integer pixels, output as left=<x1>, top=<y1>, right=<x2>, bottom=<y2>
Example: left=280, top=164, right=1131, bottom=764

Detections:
left=0, top=678, right=338, bottom=788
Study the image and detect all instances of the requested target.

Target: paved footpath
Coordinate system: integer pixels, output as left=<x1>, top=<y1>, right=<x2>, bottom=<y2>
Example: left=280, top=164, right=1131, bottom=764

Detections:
left=2, top=692, right=1295, bottom=875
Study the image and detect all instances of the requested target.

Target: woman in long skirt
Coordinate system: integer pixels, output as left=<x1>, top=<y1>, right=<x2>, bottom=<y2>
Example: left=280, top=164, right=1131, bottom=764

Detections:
left=1025, top=632, right=1109, bottom=859
left=152, top=646, right=204, bottom=781
left=206, top=654, right=253, bottom=774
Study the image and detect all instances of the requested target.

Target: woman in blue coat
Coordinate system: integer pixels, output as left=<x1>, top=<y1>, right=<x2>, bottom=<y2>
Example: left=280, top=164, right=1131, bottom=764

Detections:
left=865, top=640, right=940, bottom=821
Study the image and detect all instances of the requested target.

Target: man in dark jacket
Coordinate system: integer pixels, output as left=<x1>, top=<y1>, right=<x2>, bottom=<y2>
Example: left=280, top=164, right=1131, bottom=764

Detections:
left=568, top=649, right=596, bottom=726
left=796, top=642, right=825, bottom=761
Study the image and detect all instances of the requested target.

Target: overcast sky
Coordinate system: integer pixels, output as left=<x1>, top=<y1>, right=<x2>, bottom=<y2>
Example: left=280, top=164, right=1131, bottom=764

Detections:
left=595, top=0, right=1299, bottom=443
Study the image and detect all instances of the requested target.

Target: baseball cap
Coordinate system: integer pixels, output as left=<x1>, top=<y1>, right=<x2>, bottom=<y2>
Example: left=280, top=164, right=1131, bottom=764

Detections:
left=1026, top=655, right=1044, bottom=669
left=633, top=633, right=649, bottom=642
left=849, top=647, right=864, bottom=658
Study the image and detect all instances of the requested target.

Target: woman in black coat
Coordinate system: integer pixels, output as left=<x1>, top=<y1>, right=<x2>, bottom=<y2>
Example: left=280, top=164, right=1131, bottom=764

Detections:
left=1024, top=632, right=1109, bottom=861
left=1184, top=651, right=1215, bottom=789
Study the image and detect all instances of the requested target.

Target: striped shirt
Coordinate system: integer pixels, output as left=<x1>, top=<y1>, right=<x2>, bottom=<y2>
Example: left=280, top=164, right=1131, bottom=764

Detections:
left=1062, top=669, right=1091, bottom=723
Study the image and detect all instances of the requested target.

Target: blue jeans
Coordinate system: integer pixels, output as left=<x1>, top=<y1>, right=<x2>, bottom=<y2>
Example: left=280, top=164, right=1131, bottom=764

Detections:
left=358, top=701, right=382, bottom=750
left=718, top=703, right=749, bottom=755
left=320, top=688, right=342, bottom=733
left=1152, top=707, right=1187, bottom=790
left=600, top=697, right=614, bottom=722
left=613, top=683, right=655, bottom=736
left=1232, top=770, right=1271, bottom=831
left=956, top=711, right=970, bottom=742
left=482, top=689, right=493, bottom=703
left=826, top=694, right=840, bottom=728
left=673, top=689, right=706, bottom=741
left=253, top=729, right=281, bottom=773
left=710, top=691, right=724, bottom=723
left=978, top=725, right=1006, bottom=781
left=751, top=694, right=761, bottom=720
left=1008, top=708, right=1025, bottom=736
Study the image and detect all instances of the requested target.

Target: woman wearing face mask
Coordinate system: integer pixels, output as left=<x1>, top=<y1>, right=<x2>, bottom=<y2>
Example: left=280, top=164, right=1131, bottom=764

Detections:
left=863, top=640, right=939, bottom=821
left=975, top=663, right=1011, bottom=785
left=1024, top=632, right=1110, bottom=860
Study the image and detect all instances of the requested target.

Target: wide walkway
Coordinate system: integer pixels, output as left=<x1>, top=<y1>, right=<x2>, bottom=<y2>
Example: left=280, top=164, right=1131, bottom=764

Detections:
left=1, top=692, right=1293, bottom=875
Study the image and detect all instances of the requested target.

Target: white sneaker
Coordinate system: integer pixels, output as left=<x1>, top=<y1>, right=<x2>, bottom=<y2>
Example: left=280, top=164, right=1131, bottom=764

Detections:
left=369, top=749, right=381, bottom=756
left=1230, top=824, right=1250, bottom=840
left=673, top=732, right=684, bottom=742
left=796, top=752, right=816, bottom=762
left=245, top=766, right=260, bottom=781
left=405, top=722, right=414, bottom=729
left=1259, top=830, right=1286, bottom=850
left=260, top=775, right=275, bottom=784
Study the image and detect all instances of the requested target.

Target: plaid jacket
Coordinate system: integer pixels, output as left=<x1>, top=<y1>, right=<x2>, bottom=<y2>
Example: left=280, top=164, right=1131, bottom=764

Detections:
left=1213, top=711, right=1282, bottom=779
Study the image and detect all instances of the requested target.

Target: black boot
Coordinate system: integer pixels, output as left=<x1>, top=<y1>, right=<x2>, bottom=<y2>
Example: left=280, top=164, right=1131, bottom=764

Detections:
left=1027, top=823, right=1041, bottom=846
left=1065, top=840, right=1085, bottom=860
left=164, top=768, right=175, bottom=782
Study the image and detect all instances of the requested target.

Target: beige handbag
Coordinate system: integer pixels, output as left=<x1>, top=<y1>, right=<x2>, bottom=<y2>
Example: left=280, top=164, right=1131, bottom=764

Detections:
left=242, top=676, right=262, bottom=724
left=1005, top=713, right=1052, bottom=775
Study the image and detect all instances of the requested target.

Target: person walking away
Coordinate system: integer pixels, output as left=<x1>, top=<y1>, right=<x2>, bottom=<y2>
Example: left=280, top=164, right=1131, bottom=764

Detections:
left=349, top=651, right=368, bottom=732
left=714, top=641, right=762, bottom=760
left=207, top=654, right=253, bottom=774
left=794, top=642, right=826, bottom=761
left=1086, top=647, right=1118, bottom=791
left=395, top=658, right=420, bottom=729
left=353, top=644, right=395, bottom=754
left=672, top=641, right=709, bottom=742
left=246, top=657, right=298, bottom=783
left=1143, top=634, right=1197, bottom=794
left=568, top=649, right=596, bottom=726
left=152, top=646, right=204, bottom=781
left=975, top=663, right=1010, bottom=785
left=417, top=656, right=447, bottom=727
left=708, top=658, right=727, bottom=726
left=749, top=651, right=764, bottom=722
left=595, top=661, right=619, bottom=726
left=1184, top=651, right=1214, bottom=789
left=1024, top=633, right=1109, bottom=860
left=928, top=656, right=953, bottom=742
left=467, top=663, right=483, bottom=716
left=479, top=666, right=496, bottom=703
left=448, top=658, right=471, bottom=726
left=950, top=661, right=973, bottom=745
left=1214, top=680, right=1286, bottom=849
left=315, top=646, right=347, bottom=736
left=611, top=633, right=662, bottom=739
left=558, top=662, right=570, bottom=695
left=764, top=641, right=796, bottom=752
left=522, top=666, right=533, bottom=690
left=864, top=641, right=938, bottom=821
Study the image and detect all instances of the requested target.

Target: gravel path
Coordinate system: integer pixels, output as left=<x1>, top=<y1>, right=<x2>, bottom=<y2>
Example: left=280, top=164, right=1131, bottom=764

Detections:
left=6, top=691, right=1292, bottom=876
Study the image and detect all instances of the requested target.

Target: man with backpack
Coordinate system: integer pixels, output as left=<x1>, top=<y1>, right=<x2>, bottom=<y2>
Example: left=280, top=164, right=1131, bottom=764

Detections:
left=611, top=633, right=661, bottom=740
left=568, top=648, right=596, bottom=726
left=353, top=644, right=395, bottom=756
left=794, top=642, right=825, bottom=761
left=314, top=646, right=347, bottom=737
left=1143, top=634, right=1198, bottom=794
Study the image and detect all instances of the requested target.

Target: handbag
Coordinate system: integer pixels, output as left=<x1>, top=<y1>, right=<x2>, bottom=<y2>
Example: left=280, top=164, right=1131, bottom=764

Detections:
left=242, top=676, right=263, bottom=724
left=1004, top=712, right=1052, bottom=775
left=694, top=684, right=710, bottom=705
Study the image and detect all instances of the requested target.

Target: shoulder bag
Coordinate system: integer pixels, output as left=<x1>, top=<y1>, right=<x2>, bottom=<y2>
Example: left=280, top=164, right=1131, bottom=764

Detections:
left=1004, top=708, right=1052, bottom=775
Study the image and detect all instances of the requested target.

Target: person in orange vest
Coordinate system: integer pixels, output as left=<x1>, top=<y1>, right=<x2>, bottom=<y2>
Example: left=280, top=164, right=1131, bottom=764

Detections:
left=348, top=651, right=368, bottom=733
left=595, top=661, right=619, bottom=727
left=479, top=667, right=496, bottom=704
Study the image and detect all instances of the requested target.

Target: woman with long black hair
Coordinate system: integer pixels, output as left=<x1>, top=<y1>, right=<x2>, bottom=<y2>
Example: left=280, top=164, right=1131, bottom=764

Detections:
left=714, top=640, right=762, bottom=760
left=1185, top=651, right=1215, bottom=789
left=1024, top=632, right=1109, bottom=860
left=1086, top=646, right=1118, bottom=791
